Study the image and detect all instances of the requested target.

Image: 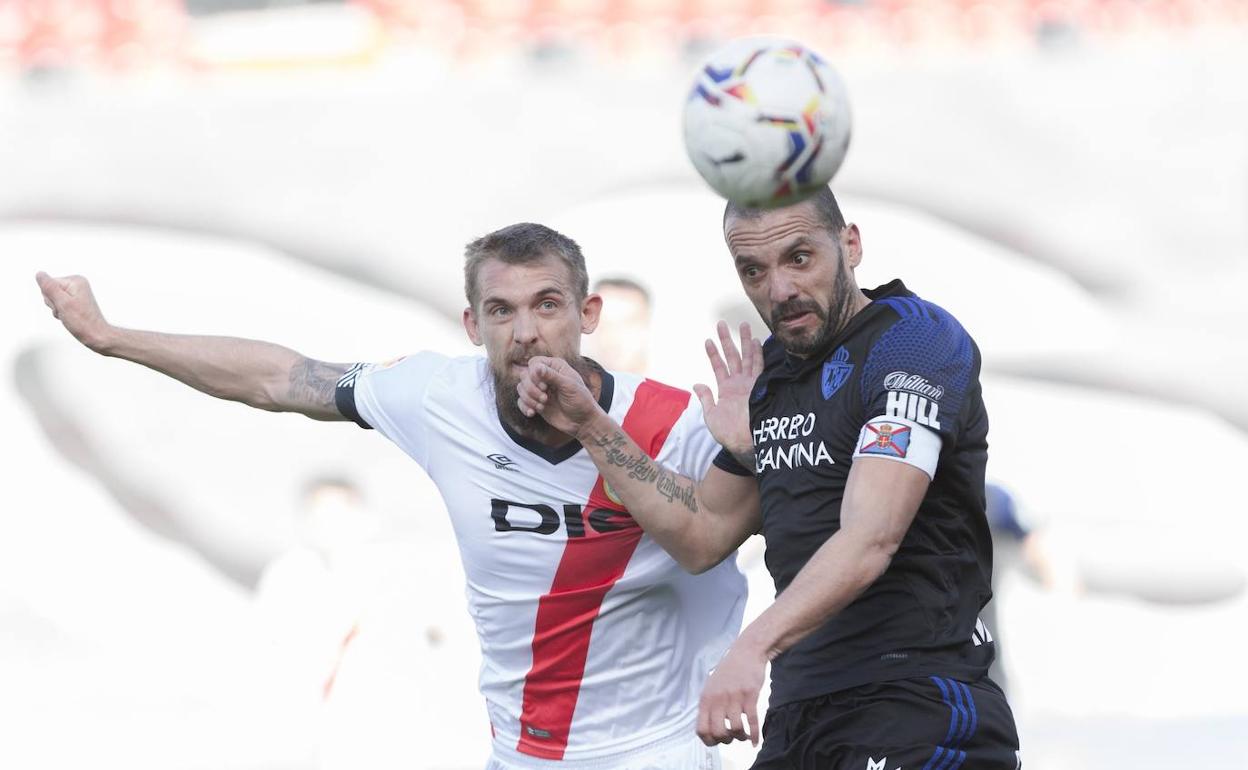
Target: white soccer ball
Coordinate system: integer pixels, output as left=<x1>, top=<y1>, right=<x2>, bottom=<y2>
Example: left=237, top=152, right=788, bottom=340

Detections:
left=682, top=36, right=852, bottom=209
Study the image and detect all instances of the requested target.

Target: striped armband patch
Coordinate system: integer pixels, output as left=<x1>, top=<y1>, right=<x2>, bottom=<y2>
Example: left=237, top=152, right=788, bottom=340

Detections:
left=334, top=362, right=373, bottom=429
left=852, top=415, right=941, bottom=479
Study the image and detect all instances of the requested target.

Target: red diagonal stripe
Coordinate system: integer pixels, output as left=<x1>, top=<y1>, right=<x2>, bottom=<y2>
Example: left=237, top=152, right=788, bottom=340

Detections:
left=516, top=379, right=690, bottom=759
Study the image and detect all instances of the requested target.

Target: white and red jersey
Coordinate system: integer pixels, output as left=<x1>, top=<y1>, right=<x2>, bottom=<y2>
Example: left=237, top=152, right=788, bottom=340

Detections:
left=335, top=353, right=746, bottom=762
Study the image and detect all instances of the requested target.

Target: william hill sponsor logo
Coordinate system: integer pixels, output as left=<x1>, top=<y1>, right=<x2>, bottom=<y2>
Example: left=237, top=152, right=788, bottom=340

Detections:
left=883, top=371, right=944, bottom=400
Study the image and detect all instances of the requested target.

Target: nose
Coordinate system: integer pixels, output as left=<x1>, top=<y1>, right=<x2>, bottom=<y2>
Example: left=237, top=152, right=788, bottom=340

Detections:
left=512, top=309, right=538, bottom=345
left=767, top=272, right=799, bottom=306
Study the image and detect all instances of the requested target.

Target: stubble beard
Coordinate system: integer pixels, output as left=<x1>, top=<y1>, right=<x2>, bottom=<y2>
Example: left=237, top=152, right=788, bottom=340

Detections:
left=771, top=257, right=860, bottom=357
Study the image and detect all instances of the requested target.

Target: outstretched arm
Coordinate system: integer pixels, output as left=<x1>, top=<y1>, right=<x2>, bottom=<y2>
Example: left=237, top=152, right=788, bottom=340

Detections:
left=517, top=322, right=764, bottom=573
left=36, top=272, right=349, bottom=421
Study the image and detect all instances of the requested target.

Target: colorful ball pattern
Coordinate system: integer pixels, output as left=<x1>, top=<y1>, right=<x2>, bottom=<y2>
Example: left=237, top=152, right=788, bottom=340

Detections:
left=683, top=37, right=852, bottom=209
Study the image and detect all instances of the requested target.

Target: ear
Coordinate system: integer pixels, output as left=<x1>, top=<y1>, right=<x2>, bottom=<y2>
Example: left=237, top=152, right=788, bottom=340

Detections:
left=842, top=223, right=863, bottom=269
left=463, top=306, right=483, bottom=346
left=580, top=293, right=603, bottom=335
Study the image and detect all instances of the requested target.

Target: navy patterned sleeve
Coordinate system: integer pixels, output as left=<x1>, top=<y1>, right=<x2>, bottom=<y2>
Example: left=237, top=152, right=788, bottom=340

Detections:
left=860, top=297, right=977, bottom=444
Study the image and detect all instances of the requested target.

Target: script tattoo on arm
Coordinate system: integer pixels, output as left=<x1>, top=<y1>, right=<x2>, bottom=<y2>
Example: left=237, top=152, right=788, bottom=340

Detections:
left=591, top=430, right=700, bottom=513
left=287, top=357, right=349, bottom=412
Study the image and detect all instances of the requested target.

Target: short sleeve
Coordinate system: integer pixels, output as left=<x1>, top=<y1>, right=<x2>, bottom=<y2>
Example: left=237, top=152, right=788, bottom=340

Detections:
left=860, top=300, right=977, bottom=444
left=334, top=351, right=450, bottom=467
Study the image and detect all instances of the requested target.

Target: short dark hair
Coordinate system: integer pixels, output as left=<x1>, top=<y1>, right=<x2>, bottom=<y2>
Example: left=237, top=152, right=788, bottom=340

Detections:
left=593, top=276, right=651, bottom=306
left=464, top=223, right=589, bottom=309
left=722, top=185, right=846, bottom=235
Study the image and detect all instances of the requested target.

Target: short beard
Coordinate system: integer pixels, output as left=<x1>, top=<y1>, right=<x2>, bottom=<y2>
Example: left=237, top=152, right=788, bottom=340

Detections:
left=771, top=256, right=859, bottom=357
left=491, top=356, right=597, bottom=440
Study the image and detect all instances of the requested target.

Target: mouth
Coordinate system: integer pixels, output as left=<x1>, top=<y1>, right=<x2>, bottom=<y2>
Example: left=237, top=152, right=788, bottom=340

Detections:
left=776, top=311, right=815, bottom=330
left=507, top=354, right=542, bottom=375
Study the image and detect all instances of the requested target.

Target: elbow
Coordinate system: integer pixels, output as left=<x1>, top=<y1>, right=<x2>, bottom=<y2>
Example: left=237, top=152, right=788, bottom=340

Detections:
left=250, top=375, right=290, bottom=412
left=682, top=555, right=717, bottom=576
left=679, top=546, right=733, bottom=576
left=857, top=539, right=897, bottom=588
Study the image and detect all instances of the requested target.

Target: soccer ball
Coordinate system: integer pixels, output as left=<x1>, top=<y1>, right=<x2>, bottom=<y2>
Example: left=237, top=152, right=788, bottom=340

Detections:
left=682, top=36, right=852, bottom=209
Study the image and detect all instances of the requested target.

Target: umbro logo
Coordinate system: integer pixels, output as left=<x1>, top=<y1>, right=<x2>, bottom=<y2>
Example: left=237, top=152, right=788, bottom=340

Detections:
left=487, top=453, right=520, bottom=472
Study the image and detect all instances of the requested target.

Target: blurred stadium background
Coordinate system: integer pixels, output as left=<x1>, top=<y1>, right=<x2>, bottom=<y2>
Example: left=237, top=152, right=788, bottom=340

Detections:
left=3, top=1, right=1247, bottom=768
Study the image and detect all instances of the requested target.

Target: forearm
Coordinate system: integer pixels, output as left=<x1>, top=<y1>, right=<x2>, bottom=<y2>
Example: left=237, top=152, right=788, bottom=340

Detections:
left=575, top=412, right=747, bottom=573
left=98, top=326, right=324, bottom=414
left=737, top=529, right=891, bottom=660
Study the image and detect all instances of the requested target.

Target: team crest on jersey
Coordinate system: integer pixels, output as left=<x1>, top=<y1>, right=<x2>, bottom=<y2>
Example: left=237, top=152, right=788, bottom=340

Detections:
left=859, top=421, right=911, bottom=458
left=822, top=346, right=853, bottom=400
left=602, top=480, right=624, bottom=506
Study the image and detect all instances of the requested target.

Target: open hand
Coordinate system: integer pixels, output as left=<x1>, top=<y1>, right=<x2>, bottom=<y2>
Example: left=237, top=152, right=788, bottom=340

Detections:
left=692, top=321, right=763, bottom=463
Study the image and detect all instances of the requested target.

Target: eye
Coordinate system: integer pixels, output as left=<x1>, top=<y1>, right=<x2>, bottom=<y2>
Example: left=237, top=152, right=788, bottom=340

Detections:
left=792, top=252, right=811, bottom=266
left=490, top=305, right=511, bottom=318
left=539, top=299, right=559, bottom=311
left=741, top=265, right=762, bottom=280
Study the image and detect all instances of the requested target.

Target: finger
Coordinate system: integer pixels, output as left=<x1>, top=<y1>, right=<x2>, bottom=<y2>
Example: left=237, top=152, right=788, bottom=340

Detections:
left=712, top=705, right=733, bottom=744
left=516, top=377, right=544, bottom=406
left=704, top=338, right=729, bottom=384
left=726, top=708, right=748, bottom=743
left=717, top=320, right=742, bottom=373
left=692, top=383, right=715, bottom=414
left=697, top=699, right=715, bottom=747
left=746, top=699, right=761, bottom=747
left=749, top=337, right=764, bottom=378
left=35, top=272, right=58, bottom=303
left=531, top=359, right=575, bottom=388
left=516, top=384, right=544, bottom=414
left=738, top=322, right=755, bottom=370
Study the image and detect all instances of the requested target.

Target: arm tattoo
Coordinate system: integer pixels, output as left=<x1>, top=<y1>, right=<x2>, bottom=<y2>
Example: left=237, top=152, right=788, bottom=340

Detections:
left=287, top=358, right=348, bottom=409
left=590, top=430, right=699, bottom=513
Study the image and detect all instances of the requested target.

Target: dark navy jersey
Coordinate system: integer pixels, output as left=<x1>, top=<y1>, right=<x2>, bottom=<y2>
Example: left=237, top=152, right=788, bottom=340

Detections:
left=715, top=280, right=996, bottom=706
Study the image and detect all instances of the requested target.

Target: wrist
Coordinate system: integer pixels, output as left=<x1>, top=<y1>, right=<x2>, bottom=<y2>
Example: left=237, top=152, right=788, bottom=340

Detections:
left=85, top=323, right=121, bottom=355
left=571, top=408, right=613, bottom=445
left=735, top=623, right=779, bottom=663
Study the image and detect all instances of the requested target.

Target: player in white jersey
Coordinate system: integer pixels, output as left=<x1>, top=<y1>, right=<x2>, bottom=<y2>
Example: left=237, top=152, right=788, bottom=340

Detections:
left=35, top=222, right=746, bottom=769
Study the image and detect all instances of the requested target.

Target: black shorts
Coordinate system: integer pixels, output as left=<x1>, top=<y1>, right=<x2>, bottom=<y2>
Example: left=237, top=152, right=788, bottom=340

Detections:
left=751, top=675, right=1021, bottom=770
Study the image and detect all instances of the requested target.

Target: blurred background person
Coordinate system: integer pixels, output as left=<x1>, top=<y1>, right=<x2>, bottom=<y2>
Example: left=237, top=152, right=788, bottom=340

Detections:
left=585, top=276, right=653, bottom=375
left=253, top=475, right=378, bottom=712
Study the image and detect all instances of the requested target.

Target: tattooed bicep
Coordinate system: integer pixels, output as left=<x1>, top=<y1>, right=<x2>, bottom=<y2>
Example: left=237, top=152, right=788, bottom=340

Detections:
left=287, top=357, right=351, bottom=419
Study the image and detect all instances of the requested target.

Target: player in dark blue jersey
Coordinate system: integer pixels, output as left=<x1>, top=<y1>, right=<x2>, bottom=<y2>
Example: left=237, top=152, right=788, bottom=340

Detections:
left=516, top=186, right=1021, bottom=769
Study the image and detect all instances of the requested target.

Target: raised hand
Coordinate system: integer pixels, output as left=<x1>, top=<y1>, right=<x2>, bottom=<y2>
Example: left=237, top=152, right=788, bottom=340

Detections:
left=692, top=321, right=763, bottom=468
left=35, top=272, right=113, bottom=351
left=516, top=356, right=605, bottom=438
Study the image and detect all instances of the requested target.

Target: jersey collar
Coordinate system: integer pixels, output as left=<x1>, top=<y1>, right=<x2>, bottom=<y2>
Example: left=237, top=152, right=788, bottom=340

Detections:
left=498, top=360, right=615, bottom=465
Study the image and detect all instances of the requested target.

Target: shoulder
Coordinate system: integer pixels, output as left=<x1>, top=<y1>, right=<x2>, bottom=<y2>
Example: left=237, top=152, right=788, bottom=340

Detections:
left=609, top=370, right=695, bottom=416
left=866, top=295, right=976, bottom=363
left=363, top=351, right=478, bottom=384
left=874, top=295, right=969, bottom=335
